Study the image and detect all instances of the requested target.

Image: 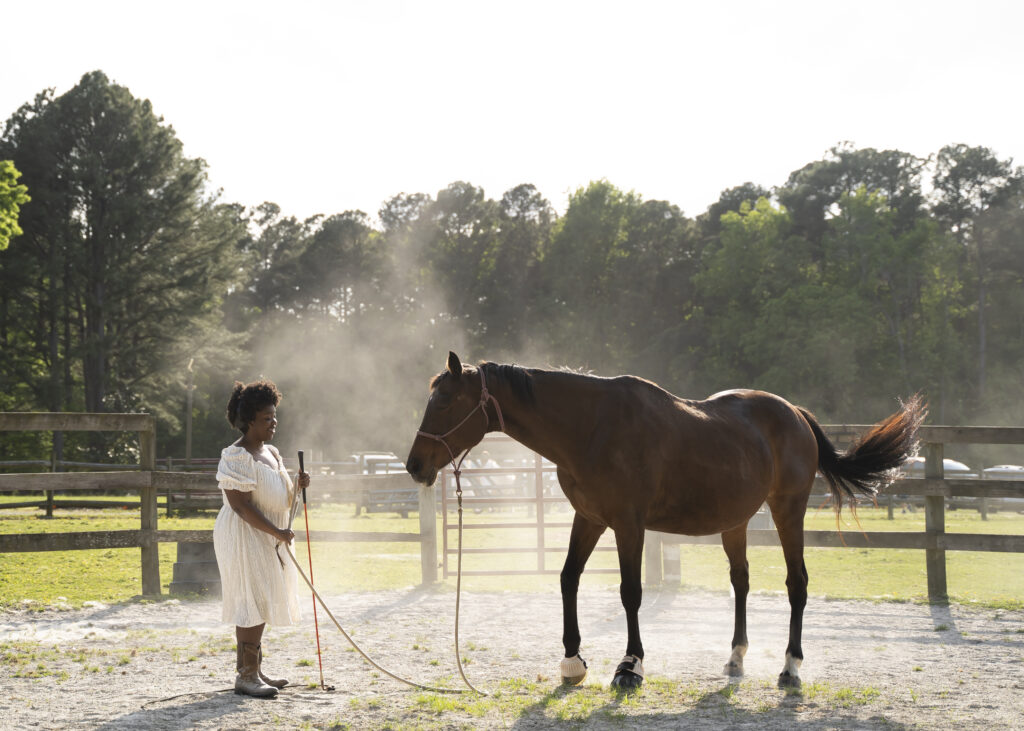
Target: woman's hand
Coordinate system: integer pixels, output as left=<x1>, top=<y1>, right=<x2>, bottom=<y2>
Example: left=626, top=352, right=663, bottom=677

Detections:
left=296, top=470, right=311, bottom=490
left=277, top=528, right=295, bottom=544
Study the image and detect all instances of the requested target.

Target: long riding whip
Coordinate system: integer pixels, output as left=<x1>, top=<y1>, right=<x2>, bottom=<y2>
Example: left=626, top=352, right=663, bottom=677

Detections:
left=299, top=450, right=328, bottom=691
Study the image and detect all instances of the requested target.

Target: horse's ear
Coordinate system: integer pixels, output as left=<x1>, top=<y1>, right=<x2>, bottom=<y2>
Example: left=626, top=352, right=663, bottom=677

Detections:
left=447, top=351, right=463, bottom=378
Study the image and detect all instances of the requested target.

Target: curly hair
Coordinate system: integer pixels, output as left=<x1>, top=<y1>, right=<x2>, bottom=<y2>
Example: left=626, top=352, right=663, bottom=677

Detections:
left=226, top=379, right=283, bottom=432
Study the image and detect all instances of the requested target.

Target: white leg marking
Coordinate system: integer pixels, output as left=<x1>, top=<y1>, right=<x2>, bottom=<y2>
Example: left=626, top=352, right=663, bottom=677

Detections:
left=783, top=652, right=802, bottom=677
left=724, top=644, right=747, bottom=676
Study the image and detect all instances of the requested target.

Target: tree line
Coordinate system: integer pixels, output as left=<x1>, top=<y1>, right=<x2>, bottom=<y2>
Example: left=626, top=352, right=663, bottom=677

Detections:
left=2, top=71, right=1023, bottom=464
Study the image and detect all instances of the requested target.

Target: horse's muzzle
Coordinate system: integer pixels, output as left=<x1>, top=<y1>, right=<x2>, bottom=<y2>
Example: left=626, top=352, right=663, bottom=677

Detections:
left=405, top=457, right=437, bottom=486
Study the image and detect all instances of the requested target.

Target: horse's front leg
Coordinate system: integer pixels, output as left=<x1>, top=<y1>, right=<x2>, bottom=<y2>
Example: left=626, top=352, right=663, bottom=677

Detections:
left=559, top=512, right=606, bottom=684
left=610, top=522, right=645, bottom=690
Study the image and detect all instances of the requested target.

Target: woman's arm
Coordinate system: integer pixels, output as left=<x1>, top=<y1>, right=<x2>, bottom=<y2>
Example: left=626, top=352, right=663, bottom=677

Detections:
left=224, top=489, right=295, bottom=544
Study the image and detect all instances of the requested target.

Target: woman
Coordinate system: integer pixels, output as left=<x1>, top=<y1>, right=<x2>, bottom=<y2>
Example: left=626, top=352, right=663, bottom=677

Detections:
left=213, top=378, right=310, bottom=698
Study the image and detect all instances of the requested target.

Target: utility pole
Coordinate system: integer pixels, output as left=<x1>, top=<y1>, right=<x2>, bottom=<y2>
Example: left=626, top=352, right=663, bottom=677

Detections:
left=185, top=358, right=194, bottom=467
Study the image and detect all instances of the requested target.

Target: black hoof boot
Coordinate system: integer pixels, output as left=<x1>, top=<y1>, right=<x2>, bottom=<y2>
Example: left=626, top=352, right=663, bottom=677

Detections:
left=610, top=655, right=644, bottom=691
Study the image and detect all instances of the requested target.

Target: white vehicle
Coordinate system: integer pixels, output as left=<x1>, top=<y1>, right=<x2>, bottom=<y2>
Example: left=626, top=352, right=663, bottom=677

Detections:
left=982, top=464, right=1024, bottom=480
left=350, top=452, right=406, bottom=475
left=901, top=456, right=977, bottom=478
left=982, top=465, right=1024, bottom=512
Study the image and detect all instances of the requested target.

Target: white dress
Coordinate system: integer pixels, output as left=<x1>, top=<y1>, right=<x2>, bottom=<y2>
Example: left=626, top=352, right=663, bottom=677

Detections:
left=213, top=444, right=302, bottom=627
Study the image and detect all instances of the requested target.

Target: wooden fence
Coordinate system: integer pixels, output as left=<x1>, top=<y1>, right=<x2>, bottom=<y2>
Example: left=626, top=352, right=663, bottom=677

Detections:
left=654, top=425, right=1024, bottom=601
left=0, top=412, right=438, bottom=593
left=1, top=414, right=1022, bottom=601
left=438, top=430, right=1024, bottom=601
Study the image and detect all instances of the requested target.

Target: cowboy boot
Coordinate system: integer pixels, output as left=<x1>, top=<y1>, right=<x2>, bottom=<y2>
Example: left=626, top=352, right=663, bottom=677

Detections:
left=234, top=642, right=278, bottom=698
left=258, top=646, right=289, bottom=689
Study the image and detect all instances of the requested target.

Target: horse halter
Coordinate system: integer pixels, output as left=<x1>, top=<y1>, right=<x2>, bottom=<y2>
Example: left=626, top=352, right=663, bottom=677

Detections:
left=416, top=367, right=505, bottom=477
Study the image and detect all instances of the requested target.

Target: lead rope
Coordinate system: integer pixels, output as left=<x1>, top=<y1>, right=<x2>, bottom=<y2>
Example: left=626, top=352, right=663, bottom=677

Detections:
left=451, top=458, right=487, bottom=695
left=288, top=445, right=483, bottom=696
left=285, top=546, right=476, bottom=694
left=414, top=367, right=504, bottom=697
left=142, top=502, right=477, bottom=710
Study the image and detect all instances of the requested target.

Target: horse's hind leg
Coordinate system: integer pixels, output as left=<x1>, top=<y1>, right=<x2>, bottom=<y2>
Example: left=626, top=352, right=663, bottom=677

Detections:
left=768, top=497, right=809, bottom=688
left=721, top=524, right=749, bottom=676
left=610, top=522, right=646, bottom=690
left=559, top=513, right=605, bottom=684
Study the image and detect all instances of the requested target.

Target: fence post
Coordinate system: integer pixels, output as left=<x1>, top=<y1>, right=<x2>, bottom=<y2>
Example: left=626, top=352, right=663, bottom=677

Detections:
left=535, top=452, right=545, bottom=572
left=139, top=417, right=161, bottom=596
left=645, top=530, right=663, bottom=586
left=419, top=484, right=437, bottom=585
left=165, top=457, right=173, bottom=517
left=923, top=441, right=947, bottom=602
left=663, top=540, right=681, bottom=587
left=46, top=439, right=57, bottom=518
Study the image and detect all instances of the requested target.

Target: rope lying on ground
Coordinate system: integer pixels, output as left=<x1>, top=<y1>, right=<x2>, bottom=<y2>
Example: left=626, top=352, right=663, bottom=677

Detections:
left=283, top=544, right=483, bottom=695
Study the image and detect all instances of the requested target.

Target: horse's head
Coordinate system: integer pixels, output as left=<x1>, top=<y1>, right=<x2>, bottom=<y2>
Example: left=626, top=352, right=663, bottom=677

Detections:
left=406, top=351, right=492, bottom=486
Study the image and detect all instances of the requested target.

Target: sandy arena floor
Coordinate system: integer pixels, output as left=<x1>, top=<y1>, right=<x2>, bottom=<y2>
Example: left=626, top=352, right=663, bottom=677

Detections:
left=1, top=586, right=1022, bottom=729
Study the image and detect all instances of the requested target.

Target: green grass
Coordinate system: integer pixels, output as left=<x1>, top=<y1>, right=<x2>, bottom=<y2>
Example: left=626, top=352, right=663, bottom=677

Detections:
left=402, top=676, right=893, bottom=726
left=0, top=496, right=1022, bottom=609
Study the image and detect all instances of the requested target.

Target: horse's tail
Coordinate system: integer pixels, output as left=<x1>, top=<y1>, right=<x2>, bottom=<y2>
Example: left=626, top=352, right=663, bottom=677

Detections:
left=798, top=395, right=926, bottom=514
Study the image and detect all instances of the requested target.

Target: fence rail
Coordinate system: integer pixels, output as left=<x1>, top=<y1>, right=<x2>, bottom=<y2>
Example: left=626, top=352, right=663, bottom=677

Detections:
left=0, top=412, right=437, bottom=592
left=439, top=430, right=1023, bottom=600
left=2, top=413, right=1022, bottom=601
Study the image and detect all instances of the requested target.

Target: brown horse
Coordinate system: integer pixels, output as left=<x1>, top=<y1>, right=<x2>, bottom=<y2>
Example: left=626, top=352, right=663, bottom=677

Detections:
left=406, top=352, right=924, bottom=690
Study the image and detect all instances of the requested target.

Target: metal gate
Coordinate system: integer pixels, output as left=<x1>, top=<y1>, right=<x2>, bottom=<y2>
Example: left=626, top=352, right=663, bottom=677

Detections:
left=439, top=434, right=619, bottom=577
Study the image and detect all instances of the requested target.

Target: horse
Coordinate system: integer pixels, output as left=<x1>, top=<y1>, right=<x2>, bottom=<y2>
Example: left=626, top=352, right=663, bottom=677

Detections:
left=405, top=352, right=924, bottom=690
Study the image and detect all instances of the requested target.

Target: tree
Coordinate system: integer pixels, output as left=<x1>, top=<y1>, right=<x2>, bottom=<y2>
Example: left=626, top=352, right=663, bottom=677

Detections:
left=422, top=181, right=500, bottom=338
left=475, top=184, right=553, bottom=356
left=931, top=144, right=1023, bottom=402
left=778, top=143, right=927, bottom=249
left=698, top=182, right=769, bottom=242
left=0, top=71, right=245, bottom=457
left=823, top=187, right=963, bottom=412
left=536, top=180, right=640, bottom=370
left=0, top=160, right=29, bottom=251
left=226, top=202, right=318, bottom=330
left=295, top=211, right=386, bottom=324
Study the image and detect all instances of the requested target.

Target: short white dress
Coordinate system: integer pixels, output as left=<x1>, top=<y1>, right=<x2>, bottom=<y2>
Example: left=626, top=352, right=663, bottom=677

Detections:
left=213, top=444, right=302, bottom=627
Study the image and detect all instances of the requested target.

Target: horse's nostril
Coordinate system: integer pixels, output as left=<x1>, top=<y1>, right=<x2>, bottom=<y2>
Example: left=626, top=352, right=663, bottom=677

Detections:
left=407, top=458, right=421, bottom=475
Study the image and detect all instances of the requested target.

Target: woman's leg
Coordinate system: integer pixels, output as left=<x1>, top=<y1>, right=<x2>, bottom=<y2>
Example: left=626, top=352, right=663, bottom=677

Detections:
left=234, top=623, right=277, bottom=697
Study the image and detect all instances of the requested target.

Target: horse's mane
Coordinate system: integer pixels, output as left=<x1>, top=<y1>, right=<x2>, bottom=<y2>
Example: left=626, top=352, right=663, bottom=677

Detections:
left=479, top=362, right=536, bottom=403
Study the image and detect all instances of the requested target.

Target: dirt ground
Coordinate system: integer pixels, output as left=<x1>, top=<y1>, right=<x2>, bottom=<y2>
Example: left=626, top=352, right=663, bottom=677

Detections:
left=1, top=585, right=1022, bottom=730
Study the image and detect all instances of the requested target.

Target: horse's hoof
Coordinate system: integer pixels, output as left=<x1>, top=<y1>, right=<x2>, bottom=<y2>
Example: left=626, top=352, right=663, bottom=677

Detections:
left=560, top=654, right=588, bottom=685
left=723, top=660, right=744, bottom=677
left=778, top=652, right=802, bottom=688
left=778, top=671, right=801, bottom=689
left=610, top=655, right=644, bottom=691
left=611, top=671, right=643, bottom=690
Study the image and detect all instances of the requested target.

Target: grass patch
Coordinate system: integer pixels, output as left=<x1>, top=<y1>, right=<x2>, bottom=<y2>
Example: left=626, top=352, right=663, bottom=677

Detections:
left=0, top=500, right=1022, bottom=609
left=802, top=681, right=882, bottom=707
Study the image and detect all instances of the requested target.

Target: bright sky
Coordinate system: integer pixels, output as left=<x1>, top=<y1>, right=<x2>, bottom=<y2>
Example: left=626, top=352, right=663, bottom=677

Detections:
left=4, top=0, right=1023, bottom=223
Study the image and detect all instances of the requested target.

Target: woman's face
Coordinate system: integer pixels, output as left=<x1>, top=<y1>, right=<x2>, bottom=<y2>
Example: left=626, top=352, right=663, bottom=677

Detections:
left=248, top=405, right=278, bottom=442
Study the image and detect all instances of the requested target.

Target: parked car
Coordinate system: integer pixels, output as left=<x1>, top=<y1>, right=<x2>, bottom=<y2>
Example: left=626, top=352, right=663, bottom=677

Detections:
left=349, top=452, right=406, bottom=475
left=981, top=465, right=1024, bottom=513
left=901, top=456, right=978, bottom=478
left=982, top=464, right=1024, bottom=480
left=896, top=456, right=978, bottom=512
